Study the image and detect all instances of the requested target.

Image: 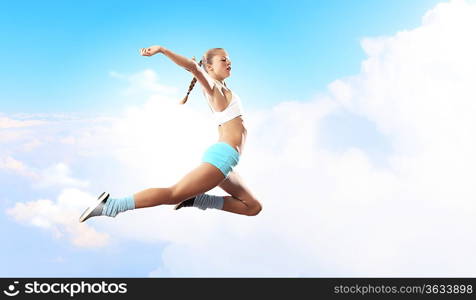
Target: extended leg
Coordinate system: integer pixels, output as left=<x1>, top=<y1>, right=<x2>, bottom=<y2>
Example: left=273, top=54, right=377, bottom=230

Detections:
left=79, top=162, right=225, bottom=222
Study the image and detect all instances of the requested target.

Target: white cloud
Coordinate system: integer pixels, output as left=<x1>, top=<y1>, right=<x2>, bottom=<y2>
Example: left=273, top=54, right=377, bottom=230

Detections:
left=6, top=188, right=110, bottom=248
left=4, top=0, right=476, bottom=276
left=0, top=156, right=89, bottom=189
left=22, top=138, right=43, bottom=152
left=110, top=69, right=179, bottom=96
left=0, top=156, right=39, bottom=179
left=33, top=163, right=90, bottom=189
left=0, top=117, right=46, bottom=129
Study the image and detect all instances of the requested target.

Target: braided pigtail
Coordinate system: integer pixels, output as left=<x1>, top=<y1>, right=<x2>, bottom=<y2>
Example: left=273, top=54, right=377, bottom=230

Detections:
left=180, top=57, right=203, bottom=105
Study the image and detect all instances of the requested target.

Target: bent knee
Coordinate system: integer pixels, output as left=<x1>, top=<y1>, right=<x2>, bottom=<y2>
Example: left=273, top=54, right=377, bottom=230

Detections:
left=245, top=200, right=262, bottom=216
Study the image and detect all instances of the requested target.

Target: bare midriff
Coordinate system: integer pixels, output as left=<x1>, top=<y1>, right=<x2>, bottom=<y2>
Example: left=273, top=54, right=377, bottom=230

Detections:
left=217, top=116, right=247, bottom=155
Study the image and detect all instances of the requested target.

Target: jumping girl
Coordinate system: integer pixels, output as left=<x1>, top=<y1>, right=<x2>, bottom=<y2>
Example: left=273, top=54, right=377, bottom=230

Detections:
left=79, top=46, right=262, bottom=222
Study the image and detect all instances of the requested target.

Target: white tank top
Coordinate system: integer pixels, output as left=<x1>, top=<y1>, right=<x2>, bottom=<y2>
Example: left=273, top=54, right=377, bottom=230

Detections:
left=201, top=72, right=244, bottom=126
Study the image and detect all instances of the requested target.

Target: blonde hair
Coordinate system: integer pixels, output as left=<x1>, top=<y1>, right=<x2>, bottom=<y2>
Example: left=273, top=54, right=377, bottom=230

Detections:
left=180, top=48, right=225, bottom=105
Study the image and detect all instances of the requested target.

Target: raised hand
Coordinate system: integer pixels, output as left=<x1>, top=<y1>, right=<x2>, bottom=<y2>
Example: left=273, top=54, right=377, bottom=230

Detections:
left=139, top=46, right=162, bottom=57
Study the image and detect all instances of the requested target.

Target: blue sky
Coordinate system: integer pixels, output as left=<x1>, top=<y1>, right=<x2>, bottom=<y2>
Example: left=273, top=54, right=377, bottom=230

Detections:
left=6, top=0, right=476, bottom=278
left=1, top=0, right=442, bottom=114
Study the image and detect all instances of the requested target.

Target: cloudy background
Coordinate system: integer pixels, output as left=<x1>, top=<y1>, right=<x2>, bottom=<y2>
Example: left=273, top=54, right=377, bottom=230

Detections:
left=1, top=0, right=475, bottom=277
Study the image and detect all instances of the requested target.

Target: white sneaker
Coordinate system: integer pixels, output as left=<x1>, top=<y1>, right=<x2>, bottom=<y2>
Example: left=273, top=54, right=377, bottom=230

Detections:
left=79, top=192, right=110, bottom=223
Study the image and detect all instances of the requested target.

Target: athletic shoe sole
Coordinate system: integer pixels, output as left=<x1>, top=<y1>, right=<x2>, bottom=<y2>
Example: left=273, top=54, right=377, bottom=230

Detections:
left=79, top=192, right=110, bottom=223
left=174, top=198, right=195, bottom=210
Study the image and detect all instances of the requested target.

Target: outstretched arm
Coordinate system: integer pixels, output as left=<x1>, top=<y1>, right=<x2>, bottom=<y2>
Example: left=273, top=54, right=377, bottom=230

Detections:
left=140, top=45, right=215, bottom=96
left=140, top=46, right=196, bottom=72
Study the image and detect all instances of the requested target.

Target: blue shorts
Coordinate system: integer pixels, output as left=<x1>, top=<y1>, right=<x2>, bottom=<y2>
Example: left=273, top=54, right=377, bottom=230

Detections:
left=202, top=142, right=240, bottom=177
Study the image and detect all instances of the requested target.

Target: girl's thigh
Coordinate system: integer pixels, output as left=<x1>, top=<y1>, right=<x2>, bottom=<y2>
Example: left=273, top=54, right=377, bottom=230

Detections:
left=170, top=162, right=226, bottom=203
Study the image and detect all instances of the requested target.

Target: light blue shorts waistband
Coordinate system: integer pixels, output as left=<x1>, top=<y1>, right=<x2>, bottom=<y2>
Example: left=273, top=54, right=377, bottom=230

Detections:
left=202, top=142, right=240, bottom=177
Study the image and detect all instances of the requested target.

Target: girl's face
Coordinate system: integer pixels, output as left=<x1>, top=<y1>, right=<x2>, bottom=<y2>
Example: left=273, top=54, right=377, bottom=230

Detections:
left=208, top=51, right=232, bottom=80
